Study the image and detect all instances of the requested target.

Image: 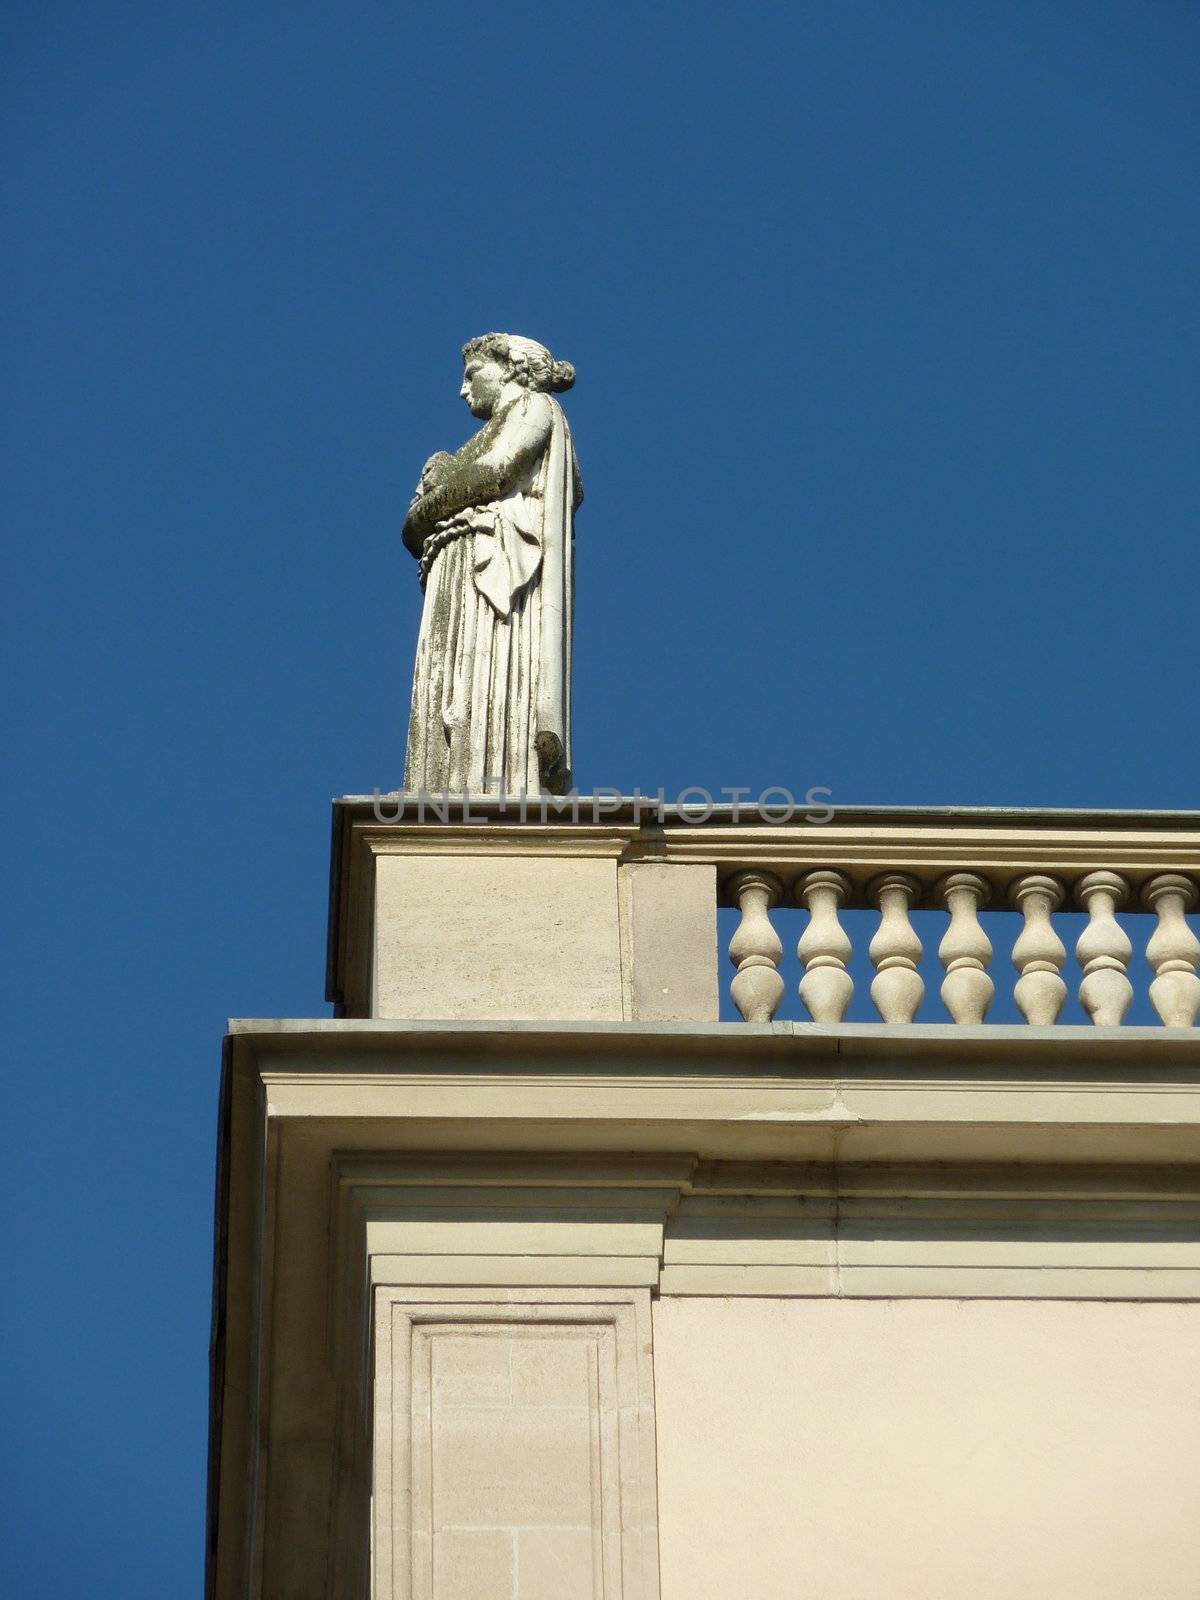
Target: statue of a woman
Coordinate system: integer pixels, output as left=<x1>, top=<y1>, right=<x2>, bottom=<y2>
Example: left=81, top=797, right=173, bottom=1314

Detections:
left=402, top=333, right=582, bottom=796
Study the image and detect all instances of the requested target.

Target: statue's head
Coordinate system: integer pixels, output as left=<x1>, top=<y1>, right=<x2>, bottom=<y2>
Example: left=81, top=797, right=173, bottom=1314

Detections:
left=460, top=333, right=575, bottom=418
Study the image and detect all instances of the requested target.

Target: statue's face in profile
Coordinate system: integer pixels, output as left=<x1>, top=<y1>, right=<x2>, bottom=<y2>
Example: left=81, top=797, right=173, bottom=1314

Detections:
left=460, top=356, right=507, bottom=419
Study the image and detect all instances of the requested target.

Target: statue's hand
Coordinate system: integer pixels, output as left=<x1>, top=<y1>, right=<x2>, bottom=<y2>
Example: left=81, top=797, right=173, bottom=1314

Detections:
left=403, top=477, right=454, bottom=554
left=417, top=451, right=453, bottom=493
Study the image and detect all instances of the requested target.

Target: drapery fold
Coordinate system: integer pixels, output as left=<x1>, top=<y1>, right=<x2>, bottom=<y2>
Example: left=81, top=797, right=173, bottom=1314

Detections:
left=404, top=398, right=577, bottom=796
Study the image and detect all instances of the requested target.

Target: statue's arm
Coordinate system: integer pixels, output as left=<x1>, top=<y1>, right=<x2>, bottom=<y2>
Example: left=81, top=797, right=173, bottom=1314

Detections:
left=402, top=394, right=553, bottom=557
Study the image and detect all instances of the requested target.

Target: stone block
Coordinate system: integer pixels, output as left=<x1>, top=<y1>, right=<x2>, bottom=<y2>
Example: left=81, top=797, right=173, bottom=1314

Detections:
left=619, top=862, right=717, bottom=1021
left=430, top=1333, right=510, bottom=1406
left=518, top=1527, right=596, bottom=1600
left=428, top=1529, right=512, bottom=1600
left=372, top=853, right=623, bottom=1020
left=510, top=1332, right=592, bottom=1408
left=431, top=1400, right=596, bottom=1527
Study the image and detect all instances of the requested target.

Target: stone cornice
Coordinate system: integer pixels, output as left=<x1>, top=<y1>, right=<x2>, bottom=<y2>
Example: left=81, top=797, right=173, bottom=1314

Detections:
left=229, top=1020, right=1200, bottom=1168
left=233, top=1016, right=1200, bottom=1065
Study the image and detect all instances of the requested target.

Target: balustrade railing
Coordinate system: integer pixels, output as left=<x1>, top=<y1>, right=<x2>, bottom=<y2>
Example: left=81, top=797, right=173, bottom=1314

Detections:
left=724, top=862, right=1199, bottom=1026
left=704, top=810, right=1200, bottom=1027
left=331, top=795, right=1200, bottom=1028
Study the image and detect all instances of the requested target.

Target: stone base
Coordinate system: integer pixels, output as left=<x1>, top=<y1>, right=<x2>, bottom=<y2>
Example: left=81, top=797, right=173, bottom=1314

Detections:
left=368, top=848, right=717, bottom=1023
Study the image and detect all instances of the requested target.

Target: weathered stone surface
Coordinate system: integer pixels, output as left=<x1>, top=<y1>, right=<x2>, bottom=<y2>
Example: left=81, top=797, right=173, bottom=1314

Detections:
left=372, top=852, right=623, bottom=1021
left=402, top=334, right=581, bottom=797
left=374, top=1290, right=659, bottom=1600
left=619, top=862, right=718, bottom=1022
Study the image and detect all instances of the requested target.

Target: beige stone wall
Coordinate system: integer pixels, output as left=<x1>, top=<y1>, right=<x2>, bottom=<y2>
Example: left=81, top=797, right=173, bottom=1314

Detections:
left=370, top=855, right=717, bottom=1021
left=373, top=855, right=625, bottom=1021
left=653, top=1297, right=1200, bottom=1600
left=211, top=1024, right=1200, bottom=1600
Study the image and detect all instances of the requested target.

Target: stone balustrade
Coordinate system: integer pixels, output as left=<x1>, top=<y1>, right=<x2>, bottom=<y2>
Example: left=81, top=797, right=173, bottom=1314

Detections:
left=725, top=860, right=1199, bottom=1026
left=328, top=798, right=1200, bottom=1028
left=674, top=804, right=1199, bottom=1026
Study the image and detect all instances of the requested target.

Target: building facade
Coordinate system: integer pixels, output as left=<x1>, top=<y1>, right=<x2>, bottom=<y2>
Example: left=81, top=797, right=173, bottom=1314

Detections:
left=208, top=799, right=1200, bottom=1599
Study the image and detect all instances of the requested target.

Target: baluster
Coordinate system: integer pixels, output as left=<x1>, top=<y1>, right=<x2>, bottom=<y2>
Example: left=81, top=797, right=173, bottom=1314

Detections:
left=1009, top=874, right=1067, bottom=1025
left=727, top=870, right=784, bottom=1023
left=867, top=873, right=924, bottom=1023
left=796, top=870, right=853, bottom=1022
left=936, top=872, right=994, bottom=1023
left=1142, top=874, right=1200, bottom=1027
left=1074, top=871, right=1133, bottom=1026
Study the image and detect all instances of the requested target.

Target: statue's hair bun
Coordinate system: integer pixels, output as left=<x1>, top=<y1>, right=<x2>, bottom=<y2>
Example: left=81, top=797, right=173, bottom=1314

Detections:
left=462, top=333, right=575, bottom=394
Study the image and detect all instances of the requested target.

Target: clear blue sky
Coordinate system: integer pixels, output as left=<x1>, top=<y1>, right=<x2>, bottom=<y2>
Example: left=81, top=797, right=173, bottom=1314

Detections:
left=4, top=2, right=1198, bottom=1593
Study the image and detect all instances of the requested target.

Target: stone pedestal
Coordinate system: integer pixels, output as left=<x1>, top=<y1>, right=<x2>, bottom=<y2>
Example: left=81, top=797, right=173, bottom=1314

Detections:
left=328, top=802, right=718, bottom=1023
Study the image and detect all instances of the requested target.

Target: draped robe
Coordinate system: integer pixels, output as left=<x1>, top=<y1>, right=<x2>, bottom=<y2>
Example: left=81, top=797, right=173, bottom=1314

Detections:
left=403, top=390, right=581, bottom=796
